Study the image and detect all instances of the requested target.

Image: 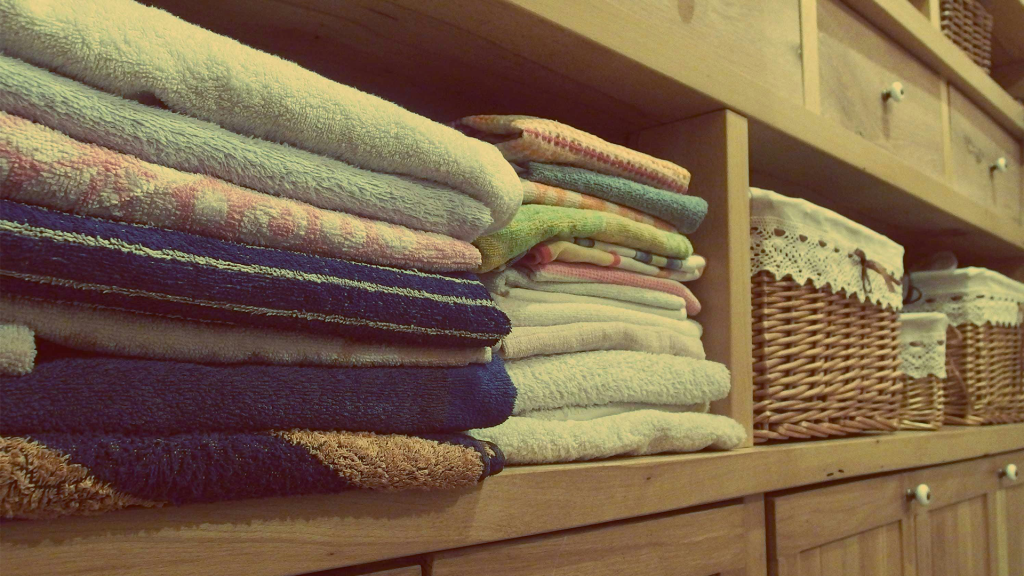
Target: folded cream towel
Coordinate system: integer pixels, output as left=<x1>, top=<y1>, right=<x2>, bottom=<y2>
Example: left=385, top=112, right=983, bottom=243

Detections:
left=471, top=411, right=747, bottom=464
left=498, top=288, right=689, bottom=322
left=500, top=322, right=705, bottom=360
left=525, top=403, right=709, bottom=421
left=0, top=0, right=522, bottom=232
left=493, top=299, right=703, bottom=338
left=505, top=351, right=730, bottom=414
left=0, top=323, right=34, bottom=376
left=0, top=55, right=493, bottom=240
left=483, top=267, right=686, bottom=310
left=0, top=297, right=492, bottom=367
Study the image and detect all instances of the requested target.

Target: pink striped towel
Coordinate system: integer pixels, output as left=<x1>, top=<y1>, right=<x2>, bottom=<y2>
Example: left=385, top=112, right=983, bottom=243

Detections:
left=523, top=262, right=701, bottom=316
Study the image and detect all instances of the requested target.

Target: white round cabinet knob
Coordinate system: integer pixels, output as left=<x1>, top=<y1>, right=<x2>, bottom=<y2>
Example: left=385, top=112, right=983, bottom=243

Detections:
left=908, top=484, right=932, bottom=506
left=991, top=157, right=1008, bottom=173
left=883, top=82, right=906, bottom=103
left=1001, top=463, right=1018, bottom=482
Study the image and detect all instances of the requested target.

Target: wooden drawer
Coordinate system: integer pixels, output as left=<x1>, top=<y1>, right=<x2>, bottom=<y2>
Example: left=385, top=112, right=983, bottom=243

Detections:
left=949, top=87, right=1023, bottom=223
left=430, top=501, right=762, bottom=576
left=817, top=0, right=945, bottom=179
left=605, top=0, right=804, bottom=106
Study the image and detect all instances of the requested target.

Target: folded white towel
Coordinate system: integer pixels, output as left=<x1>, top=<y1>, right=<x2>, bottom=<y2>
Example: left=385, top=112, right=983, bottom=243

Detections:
left=525, top=403, right=709, bottom=421
left=494, top=299, right=703, bottom=339
left=483, top=267, right=685, bottom=310
left=0, top=323, right=35, bottom=376
left=471, top=411, right=747, bottom=464
left=0, top=0, right=522, bottom=233
left=506, top=351, right=730, bottom=414
left=500, top=322, right=705, bottom=360
left=499, top=288, right=689, bottom=321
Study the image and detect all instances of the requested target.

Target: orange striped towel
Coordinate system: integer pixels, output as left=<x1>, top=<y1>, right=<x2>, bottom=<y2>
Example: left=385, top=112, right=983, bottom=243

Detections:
left=457, top=115, right=690, bottom=193
left=521, top=180, right=677, bottom=232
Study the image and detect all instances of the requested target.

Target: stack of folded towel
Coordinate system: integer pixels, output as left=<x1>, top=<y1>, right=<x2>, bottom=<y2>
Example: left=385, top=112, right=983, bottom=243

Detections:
left=453, top=115, right=746, bottom=463
left=0, top=0, right=525, bottom=519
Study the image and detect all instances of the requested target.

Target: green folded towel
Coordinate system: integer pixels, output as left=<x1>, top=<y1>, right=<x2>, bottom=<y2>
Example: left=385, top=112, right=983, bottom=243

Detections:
left=522, top=162, right=708, bottom=233
left=474, top=205, right=692, bottom=273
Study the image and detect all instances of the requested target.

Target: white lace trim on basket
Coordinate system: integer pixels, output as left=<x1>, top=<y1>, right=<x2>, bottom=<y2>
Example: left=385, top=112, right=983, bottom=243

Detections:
left=750, top=188, right=904, bottom=311
left=905, top=296, right=1023, bottom=328
left=900, top=312, right=949, bottom=379
left=750, top=216, right=905, bottom=310
left=907, top=267, right=1024, bottom=327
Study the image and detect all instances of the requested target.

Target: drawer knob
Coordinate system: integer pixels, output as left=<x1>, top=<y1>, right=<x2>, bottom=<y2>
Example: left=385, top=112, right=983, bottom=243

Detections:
left=991, top=157, right=1008, bottom=173
left=1001, top=463, right=1019, bottom=482
left=882, top=82, right=906, bottom=103
left=908, top=484, right=932, bottom=506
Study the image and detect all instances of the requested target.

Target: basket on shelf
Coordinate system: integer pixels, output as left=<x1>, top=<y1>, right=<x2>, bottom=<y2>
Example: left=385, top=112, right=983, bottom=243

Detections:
left=898, top=312, right=950, bottom=430
left=750, top=188, right=905, bottom=443
left=906, top=268, right=1024, bottom=425
left=940, top=0, right=994, bottom=73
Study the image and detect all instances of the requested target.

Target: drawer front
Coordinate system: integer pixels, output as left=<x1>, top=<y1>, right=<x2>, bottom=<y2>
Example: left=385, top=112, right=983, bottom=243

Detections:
left=430, top=503, right=752, bottom=576
left=605, top=0, right=804, bottom=106
left=817, top=0, right=945, bottom=179
left=949, top=87, right=1023, bottom=223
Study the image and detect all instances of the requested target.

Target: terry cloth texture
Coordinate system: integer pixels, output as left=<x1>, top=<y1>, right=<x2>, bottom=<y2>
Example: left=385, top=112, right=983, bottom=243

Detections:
left=499, top=323, right=705, bottom=360
left=484, top=267, right=687, bottom=311
left=522, top=162, right=707, bottom=233
left=0, top=55, right=493, bottom=241
left=525, top=262, right=702, bottom=316
left=494, top=288, right=690, bottom=322
left=0, top=296, right=492, bottom=367
left=0, top=346, right=515, bottom=435
left=471, top=411, right=746, bottom=464
left=456, top=115, right=691, bottom=193
left=524, top=403, right=709, bottom=421
left=0, top=0, right=522, bottom=233
left=523, top=241, right=702, bottom=282
left=574, top=239, right=703, bottom=272
left=493, top=299, right=703, bottom=338
left=521, top=180, right=676, bottom=232
left=0, top=431, right=504, bottom=519
left=505, top=351, right=730, bottom=413
left=0, top=323, right=34, bottom=376
left=473, top=205, right=692, bottom=273
left=0, top=113, right=480, bottom=271
left=0, top=201, right=510, bottom=347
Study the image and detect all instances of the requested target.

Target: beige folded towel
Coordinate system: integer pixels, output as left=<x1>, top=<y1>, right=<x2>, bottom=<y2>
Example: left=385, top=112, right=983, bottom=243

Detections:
left=524, top=403, right=709, bottom=421
left=500, top=322, right=705, bottom=360
left=0, top=0, right=521, bottom=232
left=0, top=323, right=35, bottom=375
left=0, top=297, right=491, bottom=368
left=498, top=288, right=689, bottom=321
left=493, top=298, right=703, bottom=338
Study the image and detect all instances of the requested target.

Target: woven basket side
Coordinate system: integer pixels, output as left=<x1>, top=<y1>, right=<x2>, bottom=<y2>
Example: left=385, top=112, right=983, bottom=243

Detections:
left=943, top=323, right=1024, bottom=425
left=752, top=271, right=903, bottom=443
left=940, top=0, right=994, bottom=73
left=901, top=374, right=945, bottom=430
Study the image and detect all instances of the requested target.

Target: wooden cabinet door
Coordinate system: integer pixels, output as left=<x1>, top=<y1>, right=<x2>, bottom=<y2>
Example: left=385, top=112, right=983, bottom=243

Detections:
left=992, top=451, right=1024, bottom=576
left=768, top=473, right=915, bottom=576
left=906, top=456, right=1005, bottom=576
left=430, top=497, right=765, bottom=576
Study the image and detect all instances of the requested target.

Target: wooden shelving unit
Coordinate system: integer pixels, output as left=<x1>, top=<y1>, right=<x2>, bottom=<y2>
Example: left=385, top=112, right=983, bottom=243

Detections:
left=3, top=0, right=1023, bottom=574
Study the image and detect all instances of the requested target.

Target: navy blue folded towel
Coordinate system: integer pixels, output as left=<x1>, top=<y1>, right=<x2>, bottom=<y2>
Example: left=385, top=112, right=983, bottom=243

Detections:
left=0, top=200, right=510, bottom=347
left=0, top=344, right=516, bottom=435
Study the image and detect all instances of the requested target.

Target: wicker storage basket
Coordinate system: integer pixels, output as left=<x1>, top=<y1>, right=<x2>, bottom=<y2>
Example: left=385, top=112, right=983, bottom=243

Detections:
left=751, top=189, right=905, bottom=443
left=940, top=0, right=994, bottom=73
left=898, top=312, right=950, bottom=430
left=906, top=268, right=1024, bottom=425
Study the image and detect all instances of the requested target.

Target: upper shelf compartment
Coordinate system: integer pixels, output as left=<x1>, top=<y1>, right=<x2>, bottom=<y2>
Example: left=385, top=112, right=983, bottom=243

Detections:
left=148, top=0, right=1024, bottom=261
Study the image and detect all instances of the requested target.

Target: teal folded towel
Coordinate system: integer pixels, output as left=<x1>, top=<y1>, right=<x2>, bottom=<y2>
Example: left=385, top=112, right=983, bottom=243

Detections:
left=521, top=162, right=708, bottom=234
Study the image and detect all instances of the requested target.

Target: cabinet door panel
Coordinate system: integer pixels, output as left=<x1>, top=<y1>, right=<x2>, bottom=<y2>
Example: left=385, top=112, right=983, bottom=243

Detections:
left=927, top=496, right=992, bottom=576
left=1005, top=484, right=1024, bottom=576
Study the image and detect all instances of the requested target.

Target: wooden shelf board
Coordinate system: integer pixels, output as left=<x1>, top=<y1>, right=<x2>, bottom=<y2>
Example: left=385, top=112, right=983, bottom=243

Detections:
left=3, top=424, right=1023, bottom=576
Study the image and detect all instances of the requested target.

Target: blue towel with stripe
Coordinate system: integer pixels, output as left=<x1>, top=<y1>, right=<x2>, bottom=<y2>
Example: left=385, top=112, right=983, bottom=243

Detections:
left=0, top=201, right=510, bottom=347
